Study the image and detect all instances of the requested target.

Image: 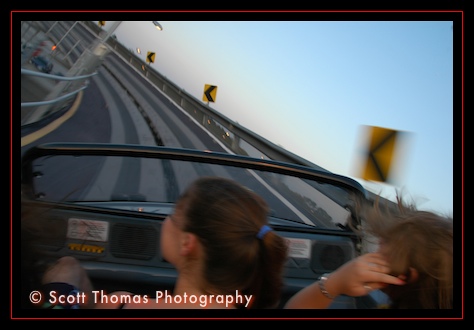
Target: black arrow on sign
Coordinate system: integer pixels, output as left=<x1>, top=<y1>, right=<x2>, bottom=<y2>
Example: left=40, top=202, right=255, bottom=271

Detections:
left=367, top=129, right=397, bottom=182
left=204, top=85, right=216, bottom=102
left=147, top=52, right=155, bottom=63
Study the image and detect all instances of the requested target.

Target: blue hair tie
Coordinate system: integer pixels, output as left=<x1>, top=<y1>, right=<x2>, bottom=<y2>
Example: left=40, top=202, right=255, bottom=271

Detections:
left=256, top=225, right=272, bottom=239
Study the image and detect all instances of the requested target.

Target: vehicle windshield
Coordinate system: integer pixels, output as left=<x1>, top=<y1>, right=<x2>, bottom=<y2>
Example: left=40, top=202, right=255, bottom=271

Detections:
left=21, top=143, right=365, bottom=231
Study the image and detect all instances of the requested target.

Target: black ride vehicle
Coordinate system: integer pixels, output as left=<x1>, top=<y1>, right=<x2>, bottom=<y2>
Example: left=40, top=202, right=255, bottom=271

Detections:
left=20, top=142, right=380, bottom=310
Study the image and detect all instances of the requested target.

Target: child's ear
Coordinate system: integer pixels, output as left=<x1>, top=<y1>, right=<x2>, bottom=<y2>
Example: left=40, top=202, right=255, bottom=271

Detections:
left=180, top=232, right=198, bottom=256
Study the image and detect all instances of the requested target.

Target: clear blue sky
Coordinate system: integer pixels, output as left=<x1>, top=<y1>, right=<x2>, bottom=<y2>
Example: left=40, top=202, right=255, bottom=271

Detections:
left=99, top=20, right=454, bottom=217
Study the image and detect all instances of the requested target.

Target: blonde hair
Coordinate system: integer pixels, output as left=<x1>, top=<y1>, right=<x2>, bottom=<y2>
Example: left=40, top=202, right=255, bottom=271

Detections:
left=356, top=195, right=453, bottom=309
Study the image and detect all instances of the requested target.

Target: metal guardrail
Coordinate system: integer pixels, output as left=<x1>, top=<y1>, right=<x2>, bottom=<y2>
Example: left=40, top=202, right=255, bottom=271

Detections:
left=20, top=69, right=97, bottom=108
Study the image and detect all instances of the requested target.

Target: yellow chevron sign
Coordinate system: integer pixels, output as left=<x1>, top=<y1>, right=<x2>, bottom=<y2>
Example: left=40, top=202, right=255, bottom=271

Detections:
left=203, top=84, right=217, bottom=103
left=360, top=126, right=399, bottom=182
left=146, top=52, right=155, bottom=64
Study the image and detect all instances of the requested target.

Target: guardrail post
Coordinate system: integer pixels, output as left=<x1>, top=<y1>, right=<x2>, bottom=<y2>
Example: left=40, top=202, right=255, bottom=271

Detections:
left=231, top=135, right=240, bottom=151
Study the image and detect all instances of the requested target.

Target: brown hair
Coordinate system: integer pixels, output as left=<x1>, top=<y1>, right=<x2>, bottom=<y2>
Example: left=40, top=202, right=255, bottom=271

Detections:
left=357, top=196, right=453, bottom=309
left=176, top=177, right=288, bottom=308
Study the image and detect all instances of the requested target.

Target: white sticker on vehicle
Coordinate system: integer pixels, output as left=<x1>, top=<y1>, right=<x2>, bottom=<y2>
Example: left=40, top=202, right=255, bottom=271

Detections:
left=67, top=218, right=109, bottom=242
left=285, top=238, right=311, bottom=259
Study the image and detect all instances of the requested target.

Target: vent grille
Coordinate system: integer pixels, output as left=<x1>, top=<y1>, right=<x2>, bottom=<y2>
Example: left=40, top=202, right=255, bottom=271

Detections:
left=310, top=241, right=354, bottom=273
left=110, top=224, right=157, bottom=260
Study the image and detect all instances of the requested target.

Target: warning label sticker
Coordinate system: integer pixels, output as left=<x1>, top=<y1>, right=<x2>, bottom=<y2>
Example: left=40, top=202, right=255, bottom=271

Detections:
left=285, top=238, right=311, bottom=259
left=67, top=218, right=109, bottom=242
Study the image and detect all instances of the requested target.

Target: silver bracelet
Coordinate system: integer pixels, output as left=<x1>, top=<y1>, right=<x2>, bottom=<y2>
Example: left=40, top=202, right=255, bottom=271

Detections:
left=318, top=273, right=336, bottom=299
